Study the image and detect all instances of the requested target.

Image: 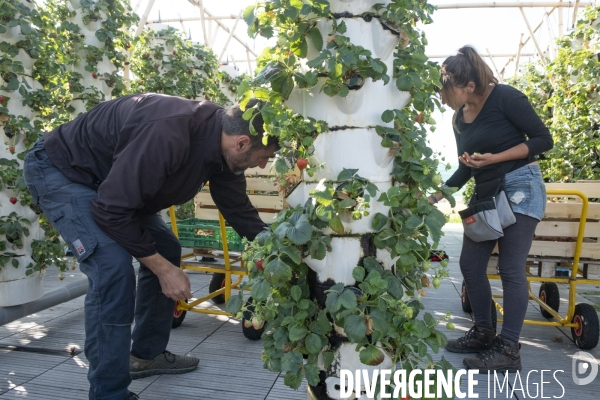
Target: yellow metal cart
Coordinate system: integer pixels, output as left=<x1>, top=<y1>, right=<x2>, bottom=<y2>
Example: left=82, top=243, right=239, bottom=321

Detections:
left=462, top=186, right=600, bottom=349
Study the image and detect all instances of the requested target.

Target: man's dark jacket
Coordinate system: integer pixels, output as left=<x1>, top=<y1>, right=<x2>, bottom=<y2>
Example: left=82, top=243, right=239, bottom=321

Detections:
left=43, top=93, right=265, bottom=258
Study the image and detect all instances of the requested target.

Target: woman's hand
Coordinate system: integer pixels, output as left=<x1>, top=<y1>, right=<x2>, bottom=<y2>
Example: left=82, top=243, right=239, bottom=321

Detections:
left=459, top=152, right=496, bottom=168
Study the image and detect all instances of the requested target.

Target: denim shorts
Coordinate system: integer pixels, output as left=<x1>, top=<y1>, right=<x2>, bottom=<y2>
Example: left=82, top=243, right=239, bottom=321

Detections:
left=504, top=164, right=546, bottom=221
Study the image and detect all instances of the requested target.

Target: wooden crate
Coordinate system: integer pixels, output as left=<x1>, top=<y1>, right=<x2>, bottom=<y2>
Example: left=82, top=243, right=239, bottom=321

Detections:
left=194, top=159, right=297, bottom=224
left=493, top=182, right=600, bottom=278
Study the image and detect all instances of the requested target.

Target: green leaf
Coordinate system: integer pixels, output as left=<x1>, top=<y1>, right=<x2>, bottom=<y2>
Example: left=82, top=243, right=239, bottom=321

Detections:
left=20, top=24, right=34, bottom=35
left=291, top=285, right=302, bottom=302
left=396, top=75, right=413, bottom=91
left=264, top=257, right=293, bottom=285
left=243, top=5, right=256, bottom=28
left=251, top=278, right=272, bottom=301
left=308, top=27, right=323, bottom=51
left=359, top=345, right=385, bottom=366
left=371, top=213, right=388, bottom=231
left=288, top=324, right=309, bottom=341
left=286, top=212, right=313, bottom=245
left=386, top=275, right=403, bottom=299
left=310, top=311, right=332, bottom=335
left=336, top=20, right=347, bottom=34
left=305, top=332, right=322, bottom=353
left=305, top=363, right=321, bottom=386
left=322, top=351, right=334, bottom=369
left=280, top=245, right=302, bottom=264
left=381, top=110, right=394, bottom=123
left=343, top=315, right=366, bottom=342
left=337, top=168, right=358, bottom=181
left=352, top=267, right=366, bottom=282
left=291, top=37, right=308, bottom=58
left=281, top=350, right=303, bottom=372
left=284, top=368, right=304, bottom=389
left=225, top=293, right=243, bottom=314
left=339, top=289, right=358, bottom=309
left=328, top=215, right=344, bottom=234
left=242, top=107, right=255, bottom=121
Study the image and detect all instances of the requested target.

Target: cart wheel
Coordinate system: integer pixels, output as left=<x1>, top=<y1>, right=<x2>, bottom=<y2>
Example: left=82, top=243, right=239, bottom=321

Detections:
left=491, top=301, right=497, bottom=330
left=171, top=299, right=187, bottom=329
left=242, top=297, right=265, bottom=341
left=461, top=280, right=472, bottom=313
left=539, top=282, right=560, bottom=319
left=571, top=303, right=600, bottom=350
left=209, top=273, right=228, bottom=304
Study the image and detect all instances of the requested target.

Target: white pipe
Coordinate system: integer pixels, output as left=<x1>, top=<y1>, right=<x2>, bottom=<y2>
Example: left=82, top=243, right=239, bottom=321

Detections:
left=247, top=49, right=253, bottom=77
left=558, top=0, right=564, bottom=37
left=199, top=0, right=208, bottom=45
left=520, top=7, right=547, bottom=68
left=218, top=11, right=242, bottom=63
left=210, top=23, right=220, bottom=48
left=572, top=0, right=581, bottom=27
left=515, top=33, right=525, bottom=76
left=134, top=0, right=156, bottom=37
left=486, top=48, right=504, bottom=83
left=434, top=2, right=587, bottom=8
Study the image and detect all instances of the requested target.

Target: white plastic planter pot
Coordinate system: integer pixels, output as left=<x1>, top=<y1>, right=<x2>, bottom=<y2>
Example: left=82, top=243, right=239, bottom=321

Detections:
left=308, top=128, right=394, bottom=182
left=329, top=0, right=390, bottom=15
left=304, top=237, right=363, bottom=285
left=15, top=49, right=35, bottom=71
left=286, top=77, right=410, bottom=128
left=306, top=18, right=399, bottom=71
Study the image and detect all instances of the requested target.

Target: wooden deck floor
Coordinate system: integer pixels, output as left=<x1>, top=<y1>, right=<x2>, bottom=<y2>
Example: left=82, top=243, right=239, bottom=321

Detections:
left=0, top=224, right=598, bottom=399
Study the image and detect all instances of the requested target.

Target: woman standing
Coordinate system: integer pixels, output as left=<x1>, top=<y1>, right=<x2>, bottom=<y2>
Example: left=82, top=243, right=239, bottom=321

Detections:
left=429, top=45, right=553, bottom=372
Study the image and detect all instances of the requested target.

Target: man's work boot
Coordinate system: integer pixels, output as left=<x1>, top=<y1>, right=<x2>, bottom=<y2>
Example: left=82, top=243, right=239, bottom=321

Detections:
left=445, top=325, right=496, bottom=353
left=463, top=335, right=522, bottom=373
left=130, top=350, right=199, bottom=379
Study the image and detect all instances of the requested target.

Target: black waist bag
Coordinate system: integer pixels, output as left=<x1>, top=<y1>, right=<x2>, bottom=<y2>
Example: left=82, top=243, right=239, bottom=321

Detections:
left=459, top=175, right=516, bottom=242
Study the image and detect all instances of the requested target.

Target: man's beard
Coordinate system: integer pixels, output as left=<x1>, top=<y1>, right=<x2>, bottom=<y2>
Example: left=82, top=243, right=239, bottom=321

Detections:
left=224, top=148, right=253, bottom=175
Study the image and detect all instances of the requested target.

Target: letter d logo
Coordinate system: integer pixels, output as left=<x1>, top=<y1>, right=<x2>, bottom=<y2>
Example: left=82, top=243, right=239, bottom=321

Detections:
left=572, top=351, right=598, bottom=385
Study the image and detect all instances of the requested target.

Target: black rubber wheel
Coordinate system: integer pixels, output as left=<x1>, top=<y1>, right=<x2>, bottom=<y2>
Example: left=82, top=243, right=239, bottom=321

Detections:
left=461, top=280, right=472, bottom=313
left=571, top=303, right=600, bottom=350
left=539, top=282, right=560, bottom=319
left=491, top=301, right=497, bottom=330
left=171, top=299, right=187, bottom=329
left=242, top=297, right=265, bottom=341
left=209, top=273, right=227, bottom=304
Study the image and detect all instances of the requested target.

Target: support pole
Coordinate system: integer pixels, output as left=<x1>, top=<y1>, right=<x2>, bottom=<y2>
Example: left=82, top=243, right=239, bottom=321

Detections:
left=545, top=9, right=556, bottom=59
left=210, top=23, right=220, bottom=48
left=218, top=10, right=242, bottom=63
left=572, top=0, right=581, bottom=28
left=558, top=0, right=564, bottom=37
left=486, top=48, right=504, bottom=83
left=198, top=0, right=209, bottom=45
left=520, top=7, right=547, bottom=68
left=515, top=33, right=525, bottom=76
left=246, top=49, right=253, bottom=77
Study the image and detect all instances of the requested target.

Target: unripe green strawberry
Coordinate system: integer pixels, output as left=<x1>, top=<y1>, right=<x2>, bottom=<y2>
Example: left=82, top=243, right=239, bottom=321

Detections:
left=432, top=174, right=443, bottom=185
left=432, top=277, right=441, bottom=289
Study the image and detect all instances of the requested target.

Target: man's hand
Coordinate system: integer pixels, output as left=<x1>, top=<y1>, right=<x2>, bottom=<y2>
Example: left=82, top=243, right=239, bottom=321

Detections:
left=459, top=152, right=496, bottom=168
left=137, top=253, right=192, bottom=301
left=157, top=267, right=192, bottom=301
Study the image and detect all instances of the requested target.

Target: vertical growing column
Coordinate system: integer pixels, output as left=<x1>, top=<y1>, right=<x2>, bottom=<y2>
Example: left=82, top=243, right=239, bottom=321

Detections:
left=230, top=1, right=454, bottom=399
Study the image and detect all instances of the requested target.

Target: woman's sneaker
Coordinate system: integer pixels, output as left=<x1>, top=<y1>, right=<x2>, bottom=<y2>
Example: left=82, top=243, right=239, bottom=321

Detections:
left=445, top=325, right=496, bottom=353
left=463, top=335, right=522, bottom=372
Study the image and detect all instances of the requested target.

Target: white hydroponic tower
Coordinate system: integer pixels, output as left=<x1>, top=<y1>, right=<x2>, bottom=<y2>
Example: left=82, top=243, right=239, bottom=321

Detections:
left=285, top=1, right=411, bottom=398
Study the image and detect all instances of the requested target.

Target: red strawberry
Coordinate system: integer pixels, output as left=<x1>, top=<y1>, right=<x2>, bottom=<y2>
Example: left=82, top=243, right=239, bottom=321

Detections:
left=144, top=53, right=150, bottom=59
left=0, top=96, right=4, bottom=103
left=188, top=68, right=193, bottom=73
left=172, top=50, right=177, bottom=55
left=414, top=17, right=419, bottom=22
left=51, top=33, right=57, bottom=39
left=92, top=73, right=98, bottom=79
left=69, top=84, right=73, bottom=89
left=296, top=158, right=308, bottom=171
left=125, top=41, right=131, bottom=49
left=9, top=146, right=15, bottom=154
left=9, top=197, right=17, bottom=204
left=256, top=259, right=264, bottom=271
left=414, top=113, right=424, bottom=124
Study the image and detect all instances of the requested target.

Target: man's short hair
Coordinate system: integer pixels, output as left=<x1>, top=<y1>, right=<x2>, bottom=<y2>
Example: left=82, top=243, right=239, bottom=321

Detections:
left=222, top=99, right=280, bottom=149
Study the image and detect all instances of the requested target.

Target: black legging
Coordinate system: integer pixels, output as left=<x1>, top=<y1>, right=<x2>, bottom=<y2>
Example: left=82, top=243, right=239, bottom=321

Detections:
left=459, top=213, right=539, bottom=342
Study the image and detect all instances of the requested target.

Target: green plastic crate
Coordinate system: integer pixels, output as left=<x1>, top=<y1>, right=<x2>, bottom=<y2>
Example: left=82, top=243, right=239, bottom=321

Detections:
left=168, top=218, right=245, bottom=251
